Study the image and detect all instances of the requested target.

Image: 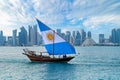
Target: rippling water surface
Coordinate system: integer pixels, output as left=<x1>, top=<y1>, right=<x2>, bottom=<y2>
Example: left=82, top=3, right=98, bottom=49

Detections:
left=0, top=46, right=120, bottom=80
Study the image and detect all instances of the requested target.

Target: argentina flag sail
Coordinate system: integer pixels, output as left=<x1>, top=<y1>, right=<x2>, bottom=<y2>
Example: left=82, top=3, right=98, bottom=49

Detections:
left=36, top=19, right=76, bottom=55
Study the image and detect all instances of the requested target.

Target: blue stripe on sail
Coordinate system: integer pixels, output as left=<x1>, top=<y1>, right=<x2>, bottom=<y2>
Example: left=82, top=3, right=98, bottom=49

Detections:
left=45, top=42, right=76, bottom=55
left=36, top=19, right=50, bottom=31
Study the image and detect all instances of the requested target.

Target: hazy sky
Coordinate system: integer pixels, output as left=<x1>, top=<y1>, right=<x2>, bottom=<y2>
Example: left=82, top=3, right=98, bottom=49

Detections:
left=0, top=0, right=120, bottom=42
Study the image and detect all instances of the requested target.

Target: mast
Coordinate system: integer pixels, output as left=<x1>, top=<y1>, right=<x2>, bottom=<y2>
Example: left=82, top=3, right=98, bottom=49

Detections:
left=53, top=30, right=55, bottom=58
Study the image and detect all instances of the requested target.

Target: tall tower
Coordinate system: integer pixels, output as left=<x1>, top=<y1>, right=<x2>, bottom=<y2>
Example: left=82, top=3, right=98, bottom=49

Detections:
left=12, top=29, right=17, bottom=46
left=80, top=29, right=86, bottom=43
left=28, top=25, right=38, bottom=45
left=117, top=28, right=120, bottom=44
left=65, top=31, right=71, bottom=43
left=18, top=27, right=27, bottom=46
left=99, top=34, right=104, bottom=43
left=0, top=30, right=4, bottom=46
left=28, top=25, right=32, bottom=45
left=57, top=29, right=61, bottom=35
left=31, top=27, right=35, bottom=45
left=72, top=31, right=76, bottom=45
left=75, top=31, right=81, bottom=46
left=8, top=36, right=13, bottom=46
left=0, top=31, right=3, bottom=36
left=34, top=25, right=38, bottom=45
left=87, top=31, right=91, bottom=38
left=111, top=29, right=116, bottom=43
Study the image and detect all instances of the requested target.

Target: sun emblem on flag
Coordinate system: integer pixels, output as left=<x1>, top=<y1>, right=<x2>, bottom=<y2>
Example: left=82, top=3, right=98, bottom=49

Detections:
left=47, top=33, right=54, bottom=41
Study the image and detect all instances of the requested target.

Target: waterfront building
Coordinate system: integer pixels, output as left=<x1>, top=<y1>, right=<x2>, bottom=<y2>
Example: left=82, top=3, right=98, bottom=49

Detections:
left=65, top=31, right=71, bottom=43
left=75, top=31, right=81, bottom=46
left=99, top=34, right=104, bottom=43
left=28, top=25, right=38, bottom=45
left=12, top=29, right=17, bottom=46
left=37, top=32, right=43, bottom=45
left=18, top=27, right=27, bottom=46
left=61, top=33, right=66, bottom=39
left=28, top=25, right=32, bottom=45
left=111, top=28, right=120, bottom=44
left=80, top=29, right=86, bottom=43
left=72, top=31, right=76, bottom=45
left=34, top=25, right=38, bottom=45
left=111, top=29, right=117, bottom=43
left=0, top=30, right=3, bottom=36
left=0, top=31, right=4, bottom=46
left=56, top=29, right=61, bottom=36
left=109, top=35, right=112, bottom=43
left=8, top=36, right=13, bottom=46
left=87, top=31, right=91, bottom=38
left=70, top=36, right=74, bottom=45
left=82, top=38, right=96, bottom=46
left=82, top=31, right=96, bottom=46
left=31, top=27, right=35, bottom=45
left=117, top=29, right=120, bottom=44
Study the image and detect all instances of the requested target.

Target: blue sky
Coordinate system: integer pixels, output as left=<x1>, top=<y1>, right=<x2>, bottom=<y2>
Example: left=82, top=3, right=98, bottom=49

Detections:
left=0, top=0, right=120, bottom=42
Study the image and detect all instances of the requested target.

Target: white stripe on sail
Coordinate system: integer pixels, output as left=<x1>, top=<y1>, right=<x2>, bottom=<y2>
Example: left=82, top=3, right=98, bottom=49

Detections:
left=42, top=30, right=65, bottom=45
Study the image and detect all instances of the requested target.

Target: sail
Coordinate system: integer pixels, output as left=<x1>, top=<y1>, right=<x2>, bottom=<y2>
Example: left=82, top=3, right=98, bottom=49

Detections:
left=36, top=19, right=76, bottom=55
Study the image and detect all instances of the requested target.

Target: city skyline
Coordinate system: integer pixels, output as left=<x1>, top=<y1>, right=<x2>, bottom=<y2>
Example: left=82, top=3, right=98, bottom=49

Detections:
left=0, top=26, right=91, bottom=46
left=0, top=0, right=120, bottom=41
left=0, top=25, right=120, bottom=41
left=0, top=25, right=120, bottom=46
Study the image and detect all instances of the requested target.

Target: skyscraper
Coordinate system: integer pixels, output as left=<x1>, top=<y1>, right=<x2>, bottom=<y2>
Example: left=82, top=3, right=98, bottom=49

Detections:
left=99, top=34, right=104, bottom=43
left=109, top=35, right=112, bottom=43
left=31, top=27, right=35, bottom=45
left=117, top=28, right=120, bottom=44
left=70, top=36, right=74, bottom=45
left=61, top=33, right=66, bottom=39
left=65, top=31, right=71, bottom=43
left=72, top=31, right=76, bottom=45
left=34, top=25, right=38, bottom=45
left=8, top=36, right=13, bottom=46
left=12, top=29, right=17, bottom=46
left=72, top=31, right=75, bottom=39
left=0, top=30, right=4, bottom=46
left=111, top=29, right=117, bottom=43
left=18, top=27, right=27, bottom=46
left=80, top=29, right=86, bottom=43
left=57, top=29, right=61, bottom=36
left=87, top=31, right=91, bottom=38
left=28, top=25, right=32, bottom=45
left=75, top=31, right=81, bottom=46
left=37, top=33, right=43, bottom=45
left=0, top=30, right=3, bottom=36
left=28, top=25, right=38, bottom=45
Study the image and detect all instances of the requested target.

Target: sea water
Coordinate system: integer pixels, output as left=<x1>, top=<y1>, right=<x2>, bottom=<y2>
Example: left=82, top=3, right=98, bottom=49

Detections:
left=0, top=46, right=120, bottom=80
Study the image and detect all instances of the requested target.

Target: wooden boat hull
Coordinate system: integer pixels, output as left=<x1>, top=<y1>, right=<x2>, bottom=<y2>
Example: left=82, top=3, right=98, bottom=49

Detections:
left=23, top=53, right=74, bottom=62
